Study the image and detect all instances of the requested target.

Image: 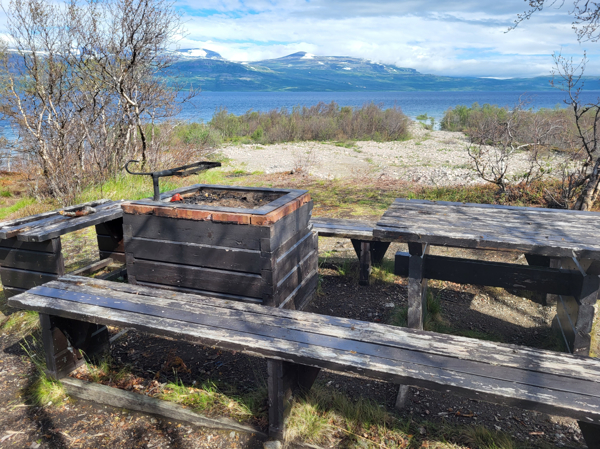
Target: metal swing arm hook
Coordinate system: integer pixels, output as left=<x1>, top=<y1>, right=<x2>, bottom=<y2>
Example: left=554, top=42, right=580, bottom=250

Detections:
left=125, top=160, right=222, bottom=201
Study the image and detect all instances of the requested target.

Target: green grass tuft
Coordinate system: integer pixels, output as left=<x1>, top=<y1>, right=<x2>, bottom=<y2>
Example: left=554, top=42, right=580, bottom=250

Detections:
left=1, top=310, right=39, bottom=336
left=160, top=380, right=253, bottom=420
left=0, top=197, right=36, bottom=219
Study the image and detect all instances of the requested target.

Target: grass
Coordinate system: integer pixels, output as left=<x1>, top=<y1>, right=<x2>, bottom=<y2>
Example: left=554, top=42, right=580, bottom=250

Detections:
left=284, top=384, right=527, bottom=448
left=0, top=310, right=39, bottom=335
left=160, top=380, right=254, bottom=421
left=0, top=197, right=37, bottom=219
left=20, top=336, right=69, bottom=407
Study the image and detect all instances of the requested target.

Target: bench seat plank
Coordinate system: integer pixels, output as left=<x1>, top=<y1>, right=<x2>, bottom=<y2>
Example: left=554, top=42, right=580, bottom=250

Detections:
left=49, top=275, right=600, bottom=381
left=310, top=218, right=377, bottom=240
left=8, top=276, right=600, bottom=425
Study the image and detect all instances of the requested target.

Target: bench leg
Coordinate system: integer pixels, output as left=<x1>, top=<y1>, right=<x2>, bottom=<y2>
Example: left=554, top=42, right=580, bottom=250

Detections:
left=578, top=421, right=600, bottom=448
left=351, top=240, right=391, bottom=286
left=40, top=313, right=110, bottom=379
left=267, top=359, right=320, bottom=440
left=555, top=258, right=599, bottom=356
left=96, top=218, right=125, bottom=264
left=524, top=254, right=558, bottom=306
left=396, top=242, right=429, bottom=409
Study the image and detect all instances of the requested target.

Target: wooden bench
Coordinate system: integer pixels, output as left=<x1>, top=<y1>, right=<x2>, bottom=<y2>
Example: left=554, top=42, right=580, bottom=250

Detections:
left=8, top=275, right=600, bottom=446
left=310, top=217, right=391, bottom=285
left=0, top=200, right=125, bottom=299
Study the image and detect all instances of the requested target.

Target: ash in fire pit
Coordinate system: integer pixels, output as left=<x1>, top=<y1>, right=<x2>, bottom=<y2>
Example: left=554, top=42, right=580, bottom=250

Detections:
left=178, top=188, right=285, bottom=209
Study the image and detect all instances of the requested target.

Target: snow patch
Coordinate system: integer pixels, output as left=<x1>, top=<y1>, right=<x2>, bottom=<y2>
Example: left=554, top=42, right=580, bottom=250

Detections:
left=181, top=49, right=207, bottom=58
left=301, top=53, right=315, bottom=59
left=343, top=67, right=352, bottom=71
left=480, top=76, right=514, bottom=80
left=318, top=61, right=324, bottom=65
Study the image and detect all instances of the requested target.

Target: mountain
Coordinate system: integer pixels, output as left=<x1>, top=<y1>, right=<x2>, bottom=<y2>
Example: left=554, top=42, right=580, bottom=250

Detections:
left=124, top=48, right=600, bottom=91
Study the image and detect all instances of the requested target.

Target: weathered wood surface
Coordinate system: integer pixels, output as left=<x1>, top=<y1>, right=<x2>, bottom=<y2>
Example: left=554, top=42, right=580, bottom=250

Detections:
left=394, top=252, right=591, bottom=297
left=310, top=217, right=377, bottom=240
left=9, top=275, right=600, bottom=426
left=375, top=198, right=600, bottom=259
left=61, top=377, right=265, bottom=436
left=0, top=237, right=65, bottom=297
left=69, top=258, right=114, bottom=277
left=130, top=184, right=307, bottom=216
left=0, top=200, right=111, bottom=239
left=16, top=201, right=125, bottom=242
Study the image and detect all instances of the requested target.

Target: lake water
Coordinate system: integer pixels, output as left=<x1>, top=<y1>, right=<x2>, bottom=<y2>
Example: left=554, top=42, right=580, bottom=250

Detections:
left=179, top=90, right=600, bottom=126
left=3, top=90, right=600, bottom=142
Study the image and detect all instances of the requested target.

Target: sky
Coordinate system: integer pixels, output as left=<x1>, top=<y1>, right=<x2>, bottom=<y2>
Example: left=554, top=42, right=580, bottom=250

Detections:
left=175, top=0, right=599, bottom=78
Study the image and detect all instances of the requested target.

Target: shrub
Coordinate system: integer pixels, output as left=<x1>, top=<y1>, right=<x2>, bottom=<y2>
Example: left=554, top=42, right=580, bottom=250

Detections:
left=208, top=101, right=410, bottom=144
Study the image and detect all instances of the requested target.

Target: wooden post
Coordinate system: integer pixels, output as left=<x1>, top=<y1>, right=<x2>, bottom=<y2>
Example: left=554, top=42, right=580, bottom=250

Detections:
left=578, top=421, right=600, bottom=448
left=555, top=258, right=599, bottom=356
left=396, top=242, right=429, bottom=409
left=40, top=313, right=110, bottom=379
left=524, top=254, right=554, bottom=306
left=407, top=242, right=429, bottom=329
left=266, top=276, right=320, bottom=439
left=267, top=360, right=320, bottom=440
left=96, top=218, right=125, bottom=263
left=351, top=240, right=391, bottom=286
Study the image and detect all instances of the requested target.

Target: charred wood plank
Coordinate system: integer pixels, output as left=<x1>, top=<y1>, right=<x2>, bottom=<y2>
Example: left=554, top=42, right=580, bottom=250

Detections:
left=394, top=252, right=583, bottom=296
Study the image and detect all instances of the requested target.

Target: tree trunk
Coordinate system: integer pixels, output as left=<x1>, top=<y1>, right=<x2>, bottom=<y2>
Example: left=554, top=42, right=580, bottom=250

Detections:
left=575, top=160, right=600, bottom=210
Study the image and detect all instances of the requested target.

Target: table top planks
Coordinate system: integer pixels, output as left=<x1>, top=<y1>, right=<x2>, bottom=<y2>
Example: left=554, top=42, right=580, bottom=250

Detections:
left=0, top=200, right=124, bottom=242
left=374, top=199, right=600, bottom=259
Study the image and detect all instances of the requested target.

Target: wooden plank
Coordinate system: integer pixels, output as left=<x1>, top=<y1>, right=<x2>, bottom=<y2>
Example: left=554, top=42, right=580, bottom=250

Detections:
left=10, top=291, right=600, bottom=424
left=267, top=231, right=317, bottom=286
left=0, top=267, right=60, bottom=290
left=266, top=202, right=313, bottom=252
left=375, top=199, right=600, bottom=259
left=0, top=247, right=64, bottom=273
left=69, top=258, right=114, bottom=276
left=49, top=275, right=600, bottom=381
left=96, top=266, right=127, bottom=282
left=289, top=271, right=318, bottom=311
left=22, top=282, right=600, bottom=399
left=0, top=237, right=61, bottom=253
left=96, top=234, right=124, bottom=252
left=133, top=280, right=263, bottom=304
left=124, top=213, right=268, bottom=251
left=126, top=237, right=264, bottom=273
left=99, top=251, right=126, bottom=264
left=351, top=240, right=372, bottom=286
left=17, top=202, right=124, bottom=242
left=390, top=198, right=600, bottom=217
left=0, top=199, right=110, bottom=232
left=61, top=378, right=266, bottom=435
left=271, top=251, right=318, bottom=307
left=130, top=259, right=264, bottom=299
left=310, top=217, right=378, bottom=240
left=394, top=252, right=583, bottom=296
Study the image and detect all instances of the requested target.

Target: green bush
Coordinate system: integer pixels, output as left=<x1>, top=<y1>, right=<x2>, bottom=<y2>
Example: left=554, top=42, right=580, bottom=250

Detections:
left=208, top=102, right=410, bottom=144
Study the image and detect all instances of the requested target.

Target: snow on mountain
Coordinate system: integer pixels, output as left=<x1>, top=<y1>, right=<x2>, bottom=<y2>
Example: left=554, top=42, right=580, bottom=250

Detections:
left=176, top=48, right=223, bottom=60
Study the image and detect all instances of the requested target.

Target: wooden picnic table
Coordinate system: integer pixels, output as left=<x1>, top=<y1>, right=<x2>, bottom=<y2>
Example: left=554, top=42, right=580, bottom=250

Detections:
left=374, top=198, right=600, bottom=356
left=0, top=200, right=125, bottom=299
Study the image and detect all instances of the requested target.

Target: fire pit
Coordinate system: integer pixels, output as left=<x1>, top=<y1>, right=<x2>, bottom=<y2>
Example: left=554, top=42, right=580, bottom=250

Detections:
left=121, top=184, right=317, bottom=309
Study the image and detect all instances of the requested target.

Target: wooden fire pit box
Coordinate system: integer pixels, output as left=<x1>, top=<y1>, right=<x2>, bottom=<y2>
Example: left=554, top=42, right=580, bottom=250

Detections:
left=122, top=185, right=318, bottom=309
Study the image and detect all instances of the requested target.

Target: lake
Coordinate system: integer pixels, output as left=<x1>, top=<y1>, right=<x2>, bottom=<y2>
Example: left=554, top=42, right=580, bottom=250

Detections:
left=3, top=90, right=600, bottom=141
left=179, top=90, right=600, bottom=126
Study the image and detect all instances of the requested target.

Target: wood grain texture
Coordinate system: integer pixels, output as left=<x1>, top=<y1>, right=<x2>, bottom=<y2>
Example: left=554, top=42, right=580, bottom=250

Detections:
left=375, top=198, right=600, bottom=259
left=8, top=276, right=600, bottom=427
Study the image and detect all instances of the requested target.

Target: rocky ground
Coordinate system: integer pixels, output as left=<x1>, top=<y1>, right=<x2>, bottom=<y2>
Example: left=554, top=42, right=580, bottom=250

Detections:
left=220, top=124, right=559, bottom=185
